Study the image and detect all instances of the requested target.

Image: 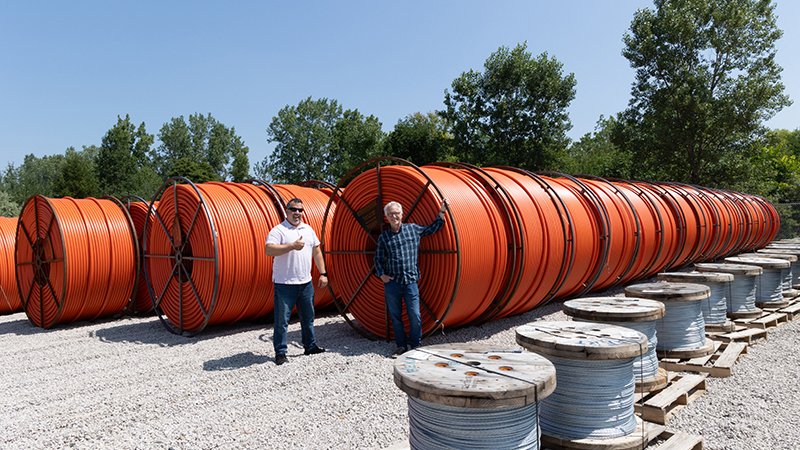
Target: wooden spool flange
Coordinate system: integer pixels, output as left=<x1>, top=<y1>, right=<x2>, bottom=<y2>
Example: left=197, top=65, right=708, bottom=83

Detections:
left=393, top=344, right=556, bottom=409
left=726, top=256, right=791, bottom=309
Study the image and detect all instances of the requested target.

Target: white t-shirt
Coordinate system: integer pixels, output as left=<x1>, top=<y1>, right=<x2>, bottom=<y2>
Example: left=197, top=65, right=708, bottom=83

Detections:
left=267, top=220, right=320, bottom=285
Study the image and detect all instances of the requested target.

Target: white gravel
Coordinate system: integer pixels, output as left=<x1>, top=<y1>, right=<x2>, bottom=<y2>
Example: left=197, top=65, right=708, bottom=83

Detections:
left=0, top=291, right=797, bottom=449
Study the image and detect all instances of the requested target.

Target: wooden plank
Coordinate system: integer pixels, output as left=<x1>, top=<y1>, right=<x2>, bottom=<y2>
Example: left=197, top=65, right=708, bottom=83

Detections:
left=659, top=341, right=747, bottom=378
left=707, top=327, right=767, bottom=344
left=656, top=430, right=704, bottom=450
left=541, top=416, right=665, bottom=449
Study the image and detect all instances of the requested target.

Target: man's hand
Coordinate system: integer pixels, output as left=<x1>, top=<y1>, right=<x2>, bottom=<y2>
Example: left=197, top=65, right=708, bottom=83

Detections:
left=318, top=275, right=328, bottom=288
left=291, top=236, right=304, bottom=250
left=380, top=274, right=393, bottom=283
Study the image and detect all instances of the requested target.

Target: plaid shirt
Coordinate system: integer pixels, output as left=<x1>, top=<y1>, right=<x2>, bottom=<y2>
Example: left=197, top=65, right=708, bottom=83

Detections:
left=374, top=216, right=444, bottom=285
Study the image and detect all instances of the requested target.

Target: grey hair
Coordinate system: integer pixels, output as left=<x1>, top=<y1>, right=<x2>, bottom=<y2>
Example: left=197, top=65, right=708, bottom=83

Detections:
left=383, top=201, right=403, bottom=216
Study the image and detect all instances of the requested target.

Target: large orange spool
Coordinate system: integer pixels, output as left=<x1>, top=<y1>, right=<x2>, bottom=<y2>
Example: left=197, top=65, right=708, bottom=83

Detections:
left=0, top=217, right=22, bottom=314
left=577, top=177, right=641, bottom=290
left=608, top=179, right=666, bottom=281
left=537, top=173, right=607, bottom=298
left=123, top=196, right=158, bottom=314
left=322, top=159, right=509, bottom=340
left=482, top=167, right=571, bottom=317
left=15, top=196, right=137, bottom=328
left=144, top=179, right=283, bottom=334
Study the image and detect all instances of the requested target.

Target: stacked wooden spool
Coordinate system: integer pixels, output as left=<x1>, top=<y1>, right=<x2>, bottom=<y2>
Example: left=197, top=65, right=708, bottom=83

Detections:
left=657, top=272, right=736, bottom=333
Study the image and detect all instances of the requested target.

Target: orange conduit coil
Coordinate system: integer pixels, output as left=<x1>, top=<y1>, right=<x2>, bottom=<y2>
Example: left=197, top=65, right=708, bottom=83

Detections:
left=272, top=183, right=336, bottom=309
left=144, top=178, right=284, bottom=335
left=577, top=177, right=641, bottom=290
left=481, top=167, right=571, bottom=318
left=123, top=196, right=159, bottom=314
left=320, top=158, right=781, bottom=339
left=0, top=217, right=23, bottom=314
left=537, top=173, right=608, bottom=299
left=14, top=196, right=138, bottom=328
left=322, top=159, right=509, bottom=340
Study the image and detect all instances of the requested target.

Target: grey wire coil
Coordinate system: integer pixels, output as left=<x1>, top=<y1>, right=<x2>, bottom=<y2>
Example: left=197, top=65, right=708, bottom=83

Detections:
left=408, top=397, right=541, bottom=449
left=538, top=356, right=638, bottom=440
left=728, top=275, right=758, bottom=312
left=574, top=319, right=659, bottom=379
left=701, top=282, right=729, bottom=325
left=656, top=301, right=706, bottom=351
left=757, top=268, right=784, bottom=303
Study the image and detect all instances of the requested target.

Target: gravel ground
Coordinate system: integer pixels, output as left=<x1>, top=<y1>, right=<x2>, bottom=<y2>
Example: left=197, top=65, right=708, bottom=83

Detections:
left=0, top=289, right=797, bottom=450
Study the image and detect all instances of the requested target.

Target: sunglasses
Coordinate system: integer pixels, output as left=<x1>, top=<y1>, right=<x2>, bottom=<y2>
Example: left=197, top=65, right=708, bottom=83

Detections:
left=287, top=207, right=304, bottom=213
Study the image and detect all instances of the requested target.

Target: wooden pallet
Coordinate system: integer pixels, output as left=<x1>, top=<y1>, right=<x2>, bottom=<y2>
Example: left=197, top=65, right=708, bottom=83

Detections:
left=733, top=311, right=788, bottom=330
left=654, top=430, right=704, bottom=450
left=635, top=373, right=707, bottom=424
left=764, top=299, right=800, bottom=321
left=659, top=341, right=748, bottom=378
left=707, top=326, right=767, bottom=344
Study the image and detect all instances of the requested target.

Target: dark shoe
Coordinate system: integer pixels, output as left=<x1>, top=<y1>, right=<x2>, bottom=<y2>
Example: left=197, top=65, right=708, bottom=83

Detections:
left=391, top=347, right=407, bottom=358
left=275, top=354, right=288, bottom=365
left=304, top=346, right=326, bottom=356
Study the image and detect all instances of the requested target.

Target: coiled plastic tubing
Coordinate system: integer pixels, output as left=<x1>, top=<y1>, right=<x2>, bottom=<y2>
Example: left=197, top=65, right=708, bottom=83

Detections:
left=143, top=178, right=335, bottom=335
left=0, top=217, right=23, bottom=314
left=322, top=157, right=780, bottom=341
left=14, top=195, right=139, bottom=328
left=123, top=196, right=159, bottom=315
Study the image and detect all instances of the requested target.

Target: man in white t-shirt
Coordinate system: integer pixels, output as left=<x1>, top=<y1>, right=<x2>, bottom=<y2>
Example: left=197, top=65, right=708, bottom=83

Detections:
left=265, top=198, right=328, bottom=365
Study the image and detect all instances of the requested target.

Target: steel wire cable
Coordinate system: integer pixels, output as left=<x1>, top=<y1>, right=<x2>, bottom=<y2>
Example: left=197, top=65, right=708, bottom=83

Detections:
left=15, top=196, right=136, bottom=328
left=573, top=319, right=659, bottom=379
left=727, top=275, right=758, bottom=312
left=538, top=356, right=638, bottom=440
left=273, top=184, right=336, bottom=308
left=0, top=217, right=22, bottom=314
left=655, top=301, right=707, bottom=351
left=702, top=282, right=730, bottom=325
left=407, top=397, right=541, bottom=450
left=324, top=163, right=508, bottom=339
left=757, top=268, right=785, bottom=303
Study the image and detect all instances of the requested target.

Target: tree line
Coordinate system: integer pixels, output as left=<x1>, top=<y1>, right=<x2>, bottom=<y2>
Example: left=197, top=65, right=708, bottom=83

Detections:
left=2, top=0, right=798, bottom=220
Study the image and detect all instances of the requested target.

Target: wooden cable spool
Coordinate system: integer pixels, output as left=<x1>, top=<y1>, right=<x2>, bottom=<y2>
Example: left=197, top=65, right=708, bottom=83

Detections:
left=624, top=283, right=715, bottom=359
left=725, top=256, right=790, bottom=309
left=563, top=297, right=668, bottom=392
left=657, top=272, right=736, bottom=332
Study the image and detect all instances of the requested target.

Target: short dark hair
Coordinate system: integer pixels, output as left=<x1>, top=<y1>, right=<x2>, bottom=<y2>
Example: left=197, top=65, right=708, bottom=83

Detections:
left=286, top=198, right=303, bottom=208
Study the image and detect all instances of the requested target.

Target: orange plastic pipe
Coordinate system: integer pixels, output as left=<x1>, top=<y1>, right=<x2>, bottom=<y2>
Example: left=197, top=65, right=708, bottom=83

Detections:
left=0, top=217, right=22, bottom=314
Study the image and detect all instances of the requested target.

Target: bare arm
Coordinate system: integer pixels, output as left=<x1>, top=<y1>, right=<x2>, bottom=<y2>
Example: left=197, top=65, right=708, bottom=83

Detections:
left=312, top=245, right=328, bottom=288
left=265, top=236, right=304, bottom=257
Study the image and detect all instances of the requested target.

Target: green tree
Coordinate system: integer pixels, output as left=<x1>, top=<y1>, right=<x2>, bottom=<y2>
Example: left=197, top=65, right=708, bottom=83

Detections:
left=614, top=0, right=791, bottom=186
left=96, top=115, right=154, bottom=198
left=259, top=97, right=336, bottom=184
left=53, top=146, right=100, bottom=198
left=385, top=112, right=455, bottom=166
left=560, top=116, right=631, bottom=178
left=0, top=189, right=20, bottom=218
left=440, top=42, right=577, bottom=170
left=166, top=158, right=218, bottom=184
left=2, top=153, right=66, bottom=205
left=328, top=109, right=387, bottom=181
left=155, top=113, right=250, bottom=182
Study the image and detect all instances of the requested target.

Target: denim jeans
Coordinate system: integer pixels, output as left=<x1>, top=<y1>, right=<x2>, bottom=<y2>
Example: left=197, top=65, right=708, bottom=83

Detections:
left=383, top=280, right=421, bottom=349
left=273, top=282, right=317, bottom=355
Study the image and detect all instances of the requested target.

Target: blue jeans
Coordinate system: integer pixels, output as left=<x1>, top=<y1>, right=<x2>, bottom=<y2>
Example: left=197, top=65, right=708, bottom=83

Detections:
left=384, top=280, right=421, bottom=349
left=273, top=282, right=317, bottom=355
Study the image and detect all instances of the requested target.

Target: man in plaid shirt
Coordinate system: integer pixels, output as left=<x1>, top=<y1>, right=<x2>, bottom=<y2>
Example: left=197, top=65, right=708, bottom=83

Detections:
left=375, top=198, right=449, bottom=357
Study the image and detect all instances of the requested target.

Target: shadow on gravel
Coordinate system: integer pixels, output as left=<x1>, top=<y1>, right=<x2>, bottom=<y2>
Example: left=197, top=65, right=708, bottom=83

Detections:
left=203, top=351, right=271, bottom=371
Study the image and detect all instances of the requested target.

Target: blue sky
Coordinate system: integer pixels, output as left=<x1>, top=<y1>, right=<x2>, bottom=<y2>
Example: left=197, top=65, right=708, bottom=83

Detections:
left=1, top=1, right=798, bottom=174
